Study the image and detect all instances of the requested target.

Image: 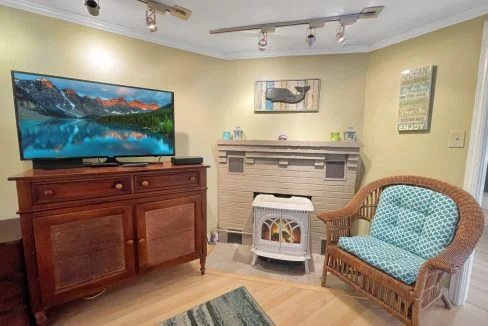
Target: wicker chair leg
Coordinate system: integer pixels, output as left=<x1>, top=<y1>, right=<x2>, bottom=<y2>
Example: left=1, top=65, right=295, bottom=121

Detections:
left=321, top=254, right=329, bottom=287
left=441, top=292, right=452, bottom=310
left=411, top=301, right=421, bottom=326
left=321, top=269, right=328, bottom=287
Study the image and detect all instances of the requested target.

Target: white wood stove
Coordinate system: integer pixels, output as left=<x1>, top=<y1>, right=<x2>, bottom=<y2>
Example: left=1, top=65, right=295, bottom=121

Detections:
left=251, top=194, right=314, bottom=273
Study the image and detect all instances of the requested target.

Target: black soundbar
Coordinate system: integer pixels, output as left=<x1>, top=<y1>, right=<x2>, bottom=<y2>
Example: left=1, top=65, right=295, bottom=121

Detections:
left=171, top=156, right=203, bottom=165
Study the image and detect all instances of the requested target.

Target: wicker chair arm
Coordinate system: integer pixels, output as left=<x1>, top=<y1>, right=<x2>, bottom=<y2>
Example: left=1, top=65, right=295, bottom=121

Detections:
left=321, top=214, right=353, bottom=245
left=423, top=240, right=476, bottom=274
left=316, top=208, right=355, bottom=223
left=317, top=208, right=358, bottom=245
left=415, top=242, right=475, bottom=295
left=317, top=180, right=384, bottom=223
left=316, top=180, right=387, bottom=244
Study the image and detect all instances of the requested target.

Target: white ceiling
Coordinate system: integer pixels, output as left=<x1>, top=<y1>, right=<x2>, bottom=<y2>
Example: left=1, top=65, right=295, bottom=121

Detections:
left=2, top=0, right=488, bottom=59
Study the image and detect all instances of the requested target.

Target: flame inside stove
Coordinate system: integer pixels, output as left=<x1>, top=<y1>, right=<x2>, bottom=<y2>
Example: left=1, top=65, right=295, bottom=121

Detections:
left=262, top=219, right=301, bottom=244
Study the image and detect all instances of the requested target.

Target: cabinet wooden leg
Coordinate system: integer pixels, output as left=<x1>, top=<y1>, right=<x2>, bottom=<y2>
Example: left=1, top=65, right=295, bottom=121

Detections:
left=200, top=257, right=206, bottom=275
left=35, top=311, right=47, bottom=326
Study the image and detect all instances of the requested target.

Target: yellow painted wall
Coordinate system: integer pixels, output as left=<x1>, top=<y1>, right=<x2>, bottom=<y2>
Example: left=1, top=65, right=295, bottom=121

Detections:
left=0, top=6, right=226, bottom=229
left=0, top=5, right=486, bottom=231
left=221, top=54, right=369, bottom=141
left=361, top=17, right=486, bottom=187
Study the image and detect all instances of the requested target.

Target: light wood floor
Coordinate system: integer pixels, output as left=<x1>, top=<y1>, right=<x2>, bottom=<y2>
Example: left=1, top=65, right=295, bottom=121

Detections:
left=468, top=225, right=488, bottom=311
left=50, top=259, right=488, bottom=325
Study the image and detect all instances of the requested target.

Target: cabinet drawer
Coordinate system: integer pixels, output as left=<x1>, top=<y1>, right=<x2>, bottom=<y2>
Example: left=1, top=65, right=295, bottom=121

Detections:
left=134, top=172, right=199, bottom=193
left=32, top=177, right=131, bottom=204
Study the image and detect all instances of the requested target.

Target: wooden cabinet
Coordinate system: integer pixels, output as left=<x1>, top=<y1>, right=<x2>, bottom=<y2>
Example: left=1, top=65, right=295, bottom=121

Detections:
left=9, top=164, right=208, bottom=325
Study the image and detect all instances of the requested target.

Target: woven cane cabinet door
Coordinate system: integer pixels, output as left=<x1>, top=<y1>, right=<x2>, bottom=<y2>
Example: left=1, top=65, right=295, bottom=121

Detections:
left=136, top=196, right=203, bottom=272
left=33, top=206, right=135, bottom=304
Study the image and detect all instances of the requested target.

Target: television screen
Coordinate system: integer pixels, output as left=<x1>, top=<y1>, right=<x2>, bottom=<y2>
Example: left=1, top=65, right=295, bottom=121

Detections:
left=11, top=71, right=175, bottom=160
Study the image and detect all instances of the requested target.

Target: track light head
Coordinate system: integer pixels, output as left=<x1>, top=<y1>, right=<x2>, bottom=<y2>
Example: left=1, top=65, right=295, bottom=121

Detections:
left=306, top=27, right=316, bottom=47
left=146, top=8, right=158, bottom=32
left=336, top=23, right=346, bottom=45
left=85, top=0, right=100, bottom=16
left=258, top=32, right=268, bottom=51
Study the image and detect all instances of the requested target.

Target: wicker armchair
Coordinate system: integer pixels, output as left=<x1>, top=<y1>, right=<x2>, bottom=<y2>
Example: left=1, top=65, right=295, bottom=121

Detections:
left=318, top=176, right=484, bottom=326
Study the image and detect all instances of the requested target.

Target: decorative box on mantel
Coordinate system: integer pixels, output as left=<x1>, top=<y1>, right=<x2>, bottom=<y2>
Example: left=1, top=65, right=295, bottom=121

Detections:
left=217, top=140, right=361, bottom=255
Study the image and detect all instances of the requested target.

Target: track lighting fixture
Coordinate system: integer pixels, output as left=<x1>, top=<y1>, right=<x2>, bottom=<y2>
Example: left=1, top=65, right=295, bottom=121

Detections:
left=146, top=8, right=158, bottom=32
left=137, top=1, right=192, bottom=20
left=336, top=23, right=346, bottom=45
left=210, top=6, right=384, bottom=51
left=85, top=0, right=100, bottom=16
left=258, top=32, right=268, bottom=51
left=257, top=27, right=275, bottom=51
left=306, top=27, right=316, bottom=47
left=83, top=1, right=192, bottom=32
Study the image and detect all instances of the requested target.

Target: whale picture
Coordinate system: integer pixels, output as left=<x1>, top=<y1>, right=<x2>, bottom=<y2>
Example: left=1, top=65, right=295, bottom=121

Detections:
left=255, top=79, right=320, bottom=112
left=266, top=86, right=310, bottom=104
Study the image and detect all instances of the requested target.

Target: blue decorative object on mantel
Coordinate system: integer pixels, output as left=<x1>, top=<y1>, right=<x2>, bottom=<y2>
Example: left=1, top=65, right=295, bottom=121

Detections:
left=223, top=131, right=232, bottom=140
left=233, top=127, right=243, bottom=140
left=344, top=127, right=357, bottom=142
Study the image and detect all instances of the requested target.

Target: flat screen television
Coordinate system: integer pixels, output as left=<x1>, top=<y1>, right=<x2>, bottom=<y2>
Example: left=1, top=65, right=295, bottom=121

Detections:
left=11, top=71, right=175, bottom=167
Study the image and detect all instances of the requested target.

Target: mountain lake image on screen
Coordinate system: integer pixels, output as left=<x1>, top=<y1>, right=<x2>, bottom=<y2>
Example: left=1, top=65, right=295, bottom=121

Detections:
left=11, top=71, right=175, bottom=160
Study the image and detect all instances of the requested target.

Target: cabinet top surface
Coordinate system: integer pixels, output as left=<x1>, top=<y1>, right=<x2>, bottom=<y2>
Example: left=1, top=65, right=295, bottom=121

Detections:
left=8, top=163, right=209, bottom=181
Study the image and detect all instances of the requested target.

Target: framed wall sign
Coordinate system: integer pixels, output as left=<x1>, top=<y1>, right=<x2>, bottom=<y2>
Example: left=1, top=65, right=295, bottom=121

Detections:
left=398, top=66, right=436, bottom=132
left=254, top=79, right=320, bottom=112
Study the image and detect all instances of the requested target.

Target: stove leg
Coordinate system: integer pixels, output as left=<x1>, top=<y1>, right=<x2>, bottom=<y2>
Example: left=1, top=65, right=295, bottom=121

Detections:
left=304, top=260, right=310, bottom=274
left=251, top=252, right=257, bottom=265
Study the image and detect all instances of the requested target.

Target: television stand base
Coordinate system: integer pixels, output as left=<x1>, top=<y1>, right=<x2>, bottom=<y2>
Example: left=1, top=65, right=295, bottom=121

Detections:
left=85, top=157, right=125, bottom=167
left=120, top=162, right=149, bottom=167
left=33, top=158, right=84, bottom=170
left=85, top=162, right=119, bottom=168
left=103, top=156, right=122, bottom=164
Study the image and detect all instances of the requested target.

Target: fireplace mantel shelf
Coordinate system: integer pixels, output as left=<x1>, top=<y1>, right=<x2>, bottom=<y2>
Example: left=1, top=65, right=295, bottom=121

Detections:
left=217, top=140, right=361, bottom=148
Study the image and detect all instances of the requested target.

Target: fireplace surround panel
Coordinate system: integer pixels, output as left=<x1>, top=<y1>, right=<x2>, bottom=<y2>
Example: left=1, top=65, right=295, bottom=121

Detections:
left=217, top=140, right=360, bottom=255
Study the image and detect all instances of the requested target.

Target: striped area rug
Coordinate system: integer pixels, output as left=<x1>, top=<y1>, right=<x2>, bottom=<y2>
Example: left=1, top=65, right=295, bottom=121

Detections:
left=158, top=286, right=275, bottom=326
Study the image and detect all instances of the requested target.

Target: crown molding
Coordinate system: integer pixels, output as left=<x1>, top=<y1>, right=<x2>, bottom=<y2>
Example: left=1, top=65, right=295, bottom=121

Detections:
left=1, top=0, right=488, bottom=61
left=224, top=46, right=370, bottom=60
left=0, top=0, right=226, bottom=60
left=369, top=3, right=488, bottom=51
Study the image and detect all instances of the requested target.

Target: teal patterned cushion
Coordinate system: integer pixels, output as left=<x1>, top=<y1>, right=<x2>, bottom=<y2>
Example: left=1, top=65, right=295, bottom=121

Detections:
left=338, top=236, right=425, bottom=284
left=370, top=185, right=459, bottom=259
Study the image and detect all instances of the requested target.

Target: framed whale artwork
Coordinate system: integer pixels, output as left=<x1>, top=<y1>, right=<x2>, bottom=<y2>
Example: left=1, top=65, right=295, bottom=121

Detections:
left=254, top=79, right=320, bottom=112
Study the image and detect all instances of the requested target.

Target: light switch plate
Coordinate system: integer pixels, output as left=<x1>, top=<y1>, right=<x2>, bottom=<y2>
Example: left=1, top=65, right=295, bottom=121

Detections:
left=449, top=130, right=466, bottom=148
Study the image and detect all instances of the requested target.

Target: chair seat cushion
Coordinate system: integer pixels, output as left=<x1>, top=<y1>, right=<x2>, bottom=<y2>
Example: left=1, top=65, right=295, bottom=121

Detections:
left=338, top=235, right=426, bottom=284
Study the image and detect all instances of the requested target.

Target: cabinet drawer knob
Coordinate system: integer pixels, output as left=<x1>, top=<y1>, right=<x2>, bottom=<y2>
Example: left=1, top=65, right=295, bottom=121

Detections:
left=189, top=176, right=197, bottom=182
left=141, top=180, right=149, bottom=187
left=138, top=238, right=146, bottom=244
left=114, top=183, right=124, bottom=190
left=43, top=189, right=55, bottom=197
left=126, top=240, right=134, bottom=246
